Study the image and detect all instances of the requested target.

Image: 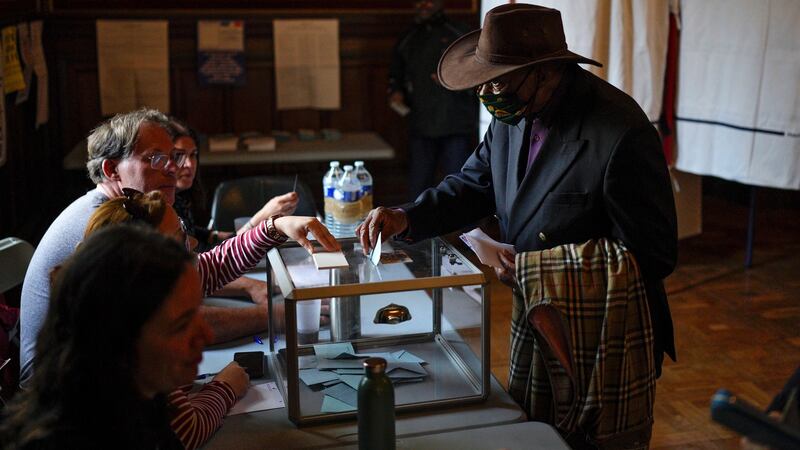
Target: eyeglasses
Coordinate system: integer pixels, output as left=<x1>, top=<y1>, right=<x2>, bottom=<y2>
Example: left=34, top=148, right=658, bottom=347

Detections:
left=144, top=150, right=187, bottom=171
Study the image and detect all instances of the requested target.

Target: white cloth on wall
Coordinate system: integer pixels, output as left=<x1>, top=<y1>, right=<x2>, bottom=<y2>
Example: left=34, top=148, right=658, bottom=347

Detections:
left=479, top=0, right=670, bottom=137
left=675, top=0, right=800, bottom=190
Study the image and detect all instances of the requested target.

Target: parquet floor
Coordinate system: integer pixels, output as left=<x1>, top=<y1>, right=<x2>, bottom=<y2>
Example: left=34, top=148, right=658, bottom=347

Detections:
left=483, top=193, right=800, bottom=449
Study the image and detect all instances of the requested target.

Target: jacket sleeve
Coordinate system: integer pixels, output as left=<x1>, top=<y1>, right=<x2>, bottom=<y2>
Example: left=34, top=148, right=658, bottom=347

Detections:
left=401, top=122, right=497, bottom=241
left=388, top=31, right=409, bottom=95
left=604, top=123, right=677, bottom=280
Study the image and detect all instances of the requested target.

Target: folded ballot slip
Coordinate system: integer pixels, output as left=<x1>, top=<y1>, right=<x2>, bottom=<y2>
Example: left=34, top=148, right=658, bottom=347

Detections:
left=459, top=228, right=516, bottom=269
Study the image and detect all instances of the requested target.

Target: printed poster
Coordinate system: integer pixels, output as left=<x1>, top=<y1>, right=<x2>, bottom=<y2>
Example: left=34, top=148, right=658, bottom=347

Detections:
left=2, top=26, right=25, bottom=93
left=273, top=19, right=340, bottom=110
left=96, top=20, right=169, bottom=115
left=198, top=20, right=245, bottom=85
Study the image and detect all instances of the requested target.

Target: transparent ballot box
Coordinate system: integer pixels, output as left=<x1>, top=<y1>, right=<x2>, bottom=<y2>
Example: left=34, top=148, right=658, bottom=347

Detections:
left=266, top=237, right=489, bottom=426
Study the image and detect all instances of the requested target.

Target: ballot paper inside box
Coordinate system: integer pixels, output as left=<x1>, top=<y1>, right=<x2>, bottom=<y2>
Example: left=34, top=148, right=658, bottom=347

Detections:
left=265, top=237, right=490, bottom=426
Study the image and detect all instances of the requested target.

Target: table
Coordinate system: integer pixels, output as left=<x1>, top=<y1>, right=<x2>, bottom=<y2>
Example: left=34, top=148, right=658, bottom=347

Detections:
left=62, top=132, right=394, bottom=170
left=202, top=292, right=527, bottom=449
left=333, top=422, right=570, bottom=450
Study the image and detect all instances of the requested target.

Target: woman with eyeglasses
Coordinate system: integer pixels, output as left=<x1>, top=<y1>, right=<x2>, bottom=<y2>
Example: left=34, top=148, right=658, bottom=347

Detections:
left=0, top=225, right=211, bottom=449
left=169, top=117, right=298, bottom=306
left=84, top=189, right=339, bottom=449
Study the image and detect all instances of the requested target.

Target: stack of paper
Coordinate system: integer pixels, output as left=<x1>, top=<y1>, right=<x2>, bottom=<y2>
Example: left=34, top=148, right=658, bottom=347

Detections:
left=208, top=134, right=239, bottom=152
left=299, top=343, right=429, bottom=413
left=242, top=135, right=276, bottom=152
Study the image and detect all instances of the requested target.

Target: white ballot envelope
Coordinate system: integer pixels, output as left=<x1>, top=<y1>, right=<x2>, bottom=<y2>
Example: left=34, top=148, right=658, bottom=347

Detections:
left=459, top=228, right=516, bottom=269
left=369, top=231, right=382, bottom=266
left=312, top=251, right=349, bottom=270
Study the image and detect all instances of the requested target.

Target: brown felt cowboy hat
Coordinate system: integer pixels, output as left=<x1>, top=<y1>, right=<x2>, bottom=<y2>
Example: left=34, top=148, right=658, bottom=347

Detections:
left=437, top=4, right=602, bottom=91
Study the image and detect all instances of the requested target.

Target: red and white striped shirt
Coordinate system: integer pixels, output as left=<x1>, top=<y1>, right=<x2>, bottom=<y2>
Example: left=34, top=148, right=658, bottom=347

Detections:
left=170, top=222, right=286, bottom=449
left=169, top=381, right=236, bottom=450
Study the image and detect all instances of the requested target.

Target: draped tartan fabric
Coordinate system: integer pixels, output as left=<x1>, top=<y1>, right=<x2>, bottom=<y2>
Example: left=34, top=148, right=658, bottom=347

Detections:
left=509, top=238, right=656, bottom=443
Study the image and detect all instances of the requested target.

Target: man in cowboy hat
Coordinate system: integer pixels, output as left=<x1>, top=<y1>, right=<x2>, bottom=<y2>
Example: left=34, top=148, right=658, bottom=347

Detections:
left=358, top=3, right=676, bottom=445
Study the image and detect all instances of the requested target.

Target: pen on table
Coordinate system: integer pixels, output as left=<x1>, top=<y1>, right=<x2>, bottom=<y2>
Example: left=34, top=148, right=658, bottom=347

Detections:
left=254, top=335, right=263, bottom=345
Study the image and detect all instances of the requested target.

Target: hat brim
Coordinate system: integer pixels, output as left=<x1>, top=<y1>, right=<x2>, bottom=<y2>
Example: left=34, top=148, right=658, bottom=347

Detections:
left=437, top=29, right=603, bottom=91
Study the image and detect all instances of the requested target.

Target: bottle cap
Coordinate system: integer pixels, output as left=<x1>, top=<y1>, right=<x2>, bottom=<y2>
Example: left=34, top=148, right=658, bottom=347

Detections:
left=343, top=165, right=354, bottom=171
left=354, top=160, right=364, bottom=167
left=330, top=161, right=340, bottom=167
left=363, top=357, right=387, bottom=374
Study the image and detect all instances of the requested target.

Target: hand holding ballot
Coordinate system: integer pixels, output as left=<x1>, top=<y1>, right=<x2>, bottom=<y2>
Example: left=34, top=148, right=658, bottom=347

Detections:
left=274, top=216, right=340, bottom=254
left=460, top=228, right=518, bottom=289
left=356, top=206, right=409, bottom=256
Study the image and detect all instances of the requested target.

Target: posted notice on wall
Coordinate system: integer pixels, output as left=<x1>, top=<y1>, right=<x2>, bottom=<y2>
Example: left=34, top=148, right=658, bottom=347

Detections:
left=273, top=19, right=340, bottom=110
left=96, top=20, right=169, bottom=115
left=2, top=26, right=26, bottom=94
left=198, top=20, right=245, bottom=85
left=0, top=44, right=6, bottom=168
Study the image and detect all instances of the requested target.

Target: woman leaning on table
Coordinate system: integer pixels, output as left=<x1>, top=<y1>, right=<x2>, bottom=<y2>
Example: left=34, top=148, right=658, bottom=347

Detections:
left=0, top=226, right=209, bottom=449
left=79, top=188, right=339, bottom=449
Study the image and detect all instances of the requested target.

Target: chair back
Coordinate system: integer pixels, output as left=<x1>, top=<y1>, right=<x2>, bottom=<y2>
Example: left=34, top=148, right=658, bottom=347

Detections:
left=0, top=238, right=35, bottom=294
left=208, top=176, right=319, bottom=232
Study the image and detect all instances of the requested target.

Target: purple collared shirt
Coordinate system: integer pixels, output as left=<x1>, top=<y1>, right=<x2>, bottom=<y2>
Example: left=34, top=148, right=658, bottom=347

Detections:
left=527, top=118, right=550, bottom=172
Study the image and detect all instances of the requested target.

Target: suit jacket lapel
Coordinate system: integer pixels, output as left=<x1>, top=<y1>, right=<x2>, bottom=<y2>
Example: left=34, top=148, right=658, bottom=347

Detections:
left=505, top=117, right=528, bottom=212
left=506, top=68, right=591, bottom=243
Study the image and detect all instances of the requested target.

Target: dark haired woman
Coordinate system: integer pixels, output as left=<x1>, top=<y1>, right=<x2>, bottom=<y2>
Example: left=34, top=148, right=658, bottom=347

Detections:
left=0, top=226, right=211, bottom=449
left=169, top=117, right=299, bottom=305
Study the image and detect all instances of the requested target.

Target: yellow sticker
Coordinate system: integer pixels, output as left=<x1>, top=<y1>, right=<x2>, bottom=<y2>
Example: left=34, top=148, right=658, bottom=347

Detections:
left=2, top=26, right=26, bottom=93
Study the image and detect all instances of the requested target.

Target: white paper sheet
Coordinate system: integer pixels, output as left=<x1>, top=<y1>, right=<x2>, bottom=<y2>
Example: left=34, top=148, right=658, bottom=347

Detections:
left=29, top=21, right=48, bottom=127
left=96, top=20, right=169, bottom=115
left=459, top=228, right=516, bottom=269
left=312, top=251, right=349, bottom=269
left=227, top=382, right=284, bottom=415
left=273, top=19, right=340, bottom=110
left=15, top=23, right=32, bottom=104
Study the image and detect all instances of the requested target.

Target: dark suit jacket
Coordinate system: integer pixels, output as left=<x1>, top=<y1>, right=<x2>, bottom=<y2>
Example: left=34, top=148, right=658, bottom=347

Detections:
left=403, top=65, right=678, bottom=362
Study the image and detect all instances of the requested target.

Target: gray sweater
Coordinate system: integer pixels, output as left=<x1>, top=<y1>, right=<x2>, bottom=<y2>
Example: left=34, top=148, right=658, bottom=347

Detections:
left=19, top=188, right=108, bottom=386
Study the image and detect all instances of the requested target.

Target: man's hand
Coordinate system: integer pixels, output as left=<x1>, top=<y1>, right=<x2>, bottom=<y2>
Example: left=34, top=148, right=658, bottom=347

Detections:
left=274, top=216, right=340, bottom=254
left=239, top=192, right=299, bottom=236
left=494, top=249, right=519, bottom=290
left=355, top=206, right=408, bottom=255
left=213, top=361, right=250, bottom=398
left=389, top=91, right=405, bottom=106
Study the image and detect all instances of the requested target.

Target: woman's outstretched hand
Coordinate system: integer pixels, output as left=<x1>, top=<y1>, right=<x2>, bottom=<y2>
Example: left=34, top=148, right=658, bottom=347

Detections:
left=274, top=216, right=340, bottom=254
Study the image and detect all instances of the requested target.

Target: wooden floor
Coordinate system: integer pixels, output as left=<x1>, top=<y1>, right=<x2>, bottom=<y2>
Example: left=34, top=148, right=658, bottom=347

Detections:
left=483, top=193, right=800, bottom=449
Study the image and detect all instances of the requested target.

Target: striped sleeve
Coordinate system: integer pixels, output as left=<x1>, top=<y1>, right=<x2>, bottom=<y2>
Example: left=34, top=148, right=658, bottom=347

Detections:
left=197, top=221, right=287, bottom=295
left=168, top=381, right=237, bottom=450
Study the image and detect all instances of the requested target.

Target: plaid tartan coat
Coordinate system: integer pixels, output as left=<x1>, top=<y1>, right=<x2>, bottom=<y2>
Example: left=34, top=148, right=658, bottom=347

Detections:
left=510, top=238, right=656, bottom=445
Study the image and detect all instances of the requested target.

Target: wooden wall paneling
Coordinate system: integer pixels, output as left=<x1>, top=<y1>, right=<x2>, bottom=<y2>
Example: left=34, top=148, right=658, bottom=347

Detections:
left=230, top=65, right=273, bottom=134
left=174, top=67, right=227, bottom=134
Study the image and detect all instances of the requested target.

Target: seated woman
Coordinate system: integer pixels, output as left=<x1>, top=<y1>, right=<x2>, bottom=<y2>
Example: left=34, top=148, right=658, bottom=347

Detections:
left=83, top=188, right=339, bottom=449
left=0, top=225, right=210, bottom=449
left=170, top=117, right=297, bottom=305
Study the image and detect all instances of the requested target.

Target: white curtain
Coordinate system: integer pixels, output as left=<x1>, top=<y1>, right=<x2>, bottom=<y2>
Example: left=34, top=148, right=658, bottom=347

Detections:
left=674, top=0, right=800, bottom=190
left=479, top=0, right=671, bottom=137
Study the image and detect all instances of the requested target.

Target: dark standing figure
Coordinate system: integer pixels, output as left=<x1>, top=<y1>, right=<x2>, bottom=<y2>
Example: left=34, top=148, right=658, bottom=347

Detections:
left=389, top=0, right=477, bottom=201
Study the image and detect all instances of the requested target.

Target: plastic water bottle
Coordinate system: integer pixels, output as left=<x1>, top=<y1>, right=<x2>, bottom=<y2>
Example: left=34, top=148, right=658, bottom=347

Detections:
left=322, top=161, right=342, bottom=230
left=332, top=165, right=362, bottom=237
left=357, top=358, right=395, bottom=450
left=354, top=161, right=373, bottom=219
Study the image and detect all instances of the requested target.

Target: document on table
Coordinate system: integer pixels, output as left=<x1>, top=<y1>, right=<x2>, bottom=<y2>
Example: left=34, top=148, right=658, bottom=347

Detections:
left=227, top=382, right=284, bottom=415
left=312, top=251, right=348, bottom=269
left=459, top=228, right=516, bottom=269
